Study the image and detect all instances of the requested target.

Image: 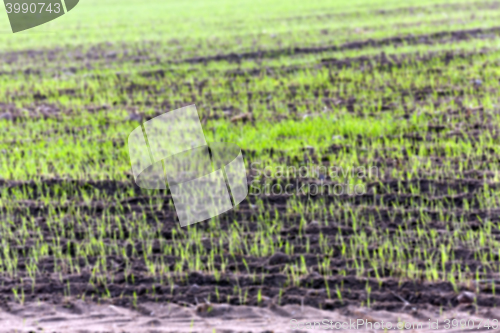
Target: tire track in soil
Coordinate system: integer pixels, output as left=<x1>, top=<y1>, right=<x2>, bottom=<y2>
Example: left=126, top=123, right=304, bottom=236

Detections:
left=182, top=26, right=500, bottom=64
left=267, top=0, right=500, bottom=23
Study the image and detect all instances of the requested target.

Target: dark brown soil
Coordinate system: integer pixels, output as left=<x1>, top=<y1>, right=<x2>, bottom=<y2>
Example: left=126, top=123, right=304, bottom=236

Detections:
left=0, top=171, right=499, bottom=313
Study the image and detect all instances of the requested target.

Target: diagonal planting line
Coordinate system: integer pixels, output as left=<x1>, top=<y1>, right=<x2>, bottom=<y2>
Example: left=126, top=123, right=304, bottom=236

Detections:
left=182, top=26, right=500, bottom=64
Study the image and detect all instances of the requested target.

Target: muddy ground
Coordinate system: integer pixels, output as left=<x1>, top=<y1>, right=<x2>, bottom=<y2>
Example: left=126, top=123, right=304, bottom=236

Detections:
left=0, top=175, right=499, bottom=312
left=5, top=300, right=500, bottom=332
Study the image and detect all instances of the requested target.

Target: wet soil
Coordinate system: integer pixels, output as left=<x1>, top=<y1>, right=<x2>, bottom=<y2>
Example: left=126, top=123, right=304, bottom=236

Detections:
left=0, top=171, right=500, bottom=313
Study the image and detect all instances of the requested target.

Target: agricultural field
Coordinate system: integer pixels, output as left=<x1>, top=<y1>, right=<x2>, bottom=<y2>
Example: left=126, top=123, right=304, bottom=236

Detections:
left=2, top=0, right=500, bottom=331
